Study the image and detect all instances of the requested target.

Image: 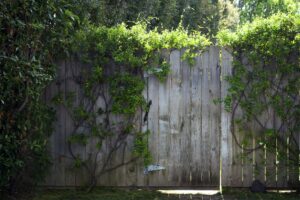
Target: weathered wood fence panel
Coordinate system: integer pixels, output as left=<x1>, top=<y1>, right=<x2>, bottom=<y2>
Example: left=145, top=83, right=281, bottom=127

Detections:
left=145, top=47, right=221, bottom=186
left=43, top=46, right=298, bottom=188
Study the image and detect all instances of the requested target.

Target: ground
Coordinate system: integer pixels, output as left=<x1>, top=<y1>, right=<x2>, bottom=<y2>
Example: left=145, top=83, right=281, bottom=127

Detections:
left=30, top=188, right=300, bottom=200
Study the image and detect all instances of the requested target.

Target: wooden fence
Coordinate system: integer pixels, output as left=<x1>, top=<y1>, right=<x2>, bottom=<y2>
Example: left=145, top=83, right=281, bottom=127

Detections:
left=43, top=46, right=299, bottom=188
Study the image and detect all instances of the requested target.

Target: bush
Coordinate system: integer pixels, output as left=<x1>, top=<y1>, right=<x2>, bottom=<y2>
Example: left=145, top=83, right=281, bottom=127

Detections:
left=0, top=0, right=82, bottom=195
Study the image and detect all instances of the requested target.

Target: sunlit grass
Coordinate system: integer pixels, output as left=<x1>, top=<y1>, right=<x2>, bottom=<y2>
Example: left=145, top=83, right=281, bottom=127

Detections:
left=267, top=190, right=297, bottom=194
left=158, top=189, right=219, bottom=195
left=32, top=187, right=299, bottom=200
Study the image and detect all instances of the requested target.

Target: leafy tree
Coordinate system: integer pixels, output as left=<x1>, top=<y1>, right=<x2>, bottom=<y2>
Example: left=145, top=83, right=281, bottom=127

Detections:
left=238, top=0, right=299, bottom=23
left=80, top=0, right=240, bottom=37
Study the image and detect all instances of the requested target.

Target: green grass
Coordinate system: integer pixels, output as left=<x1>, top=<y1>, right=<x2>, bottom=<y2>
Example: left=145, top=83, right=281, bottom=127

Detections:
left=33, top=188, right=169, bottom=200
left=222, top=188, right=300, bottom=200
left=31, top=188, right=299, bottom=200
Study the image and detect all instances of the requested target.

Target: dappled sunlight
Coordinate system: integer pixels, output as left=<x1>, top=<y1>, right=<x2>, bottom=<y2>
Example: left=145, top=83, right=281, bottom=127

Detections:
left=158, top=189, right=220, bottom=196
left=267, top=190, right=297, bottom=194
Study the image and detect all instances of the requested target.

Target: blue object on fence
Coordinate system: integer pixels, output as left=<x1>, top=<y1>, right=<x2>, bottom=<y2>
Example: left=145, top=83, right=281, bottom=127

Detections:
left=144, top=164, right=166, bottom=174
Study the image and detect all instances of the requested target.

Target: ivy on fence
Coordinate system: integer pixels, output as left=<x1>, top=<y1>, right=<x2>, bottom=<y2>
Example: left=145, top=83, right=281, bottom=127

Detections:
left=52, top=22, right=210, bottom=190
left=218, top=13, right=300, bottom=187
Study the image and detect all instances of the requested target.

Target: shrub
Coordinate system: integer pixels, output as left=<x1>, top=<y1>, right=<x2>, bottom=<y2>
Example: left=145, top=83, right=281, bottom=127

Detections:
left=0, top=0, right=82, bottom=195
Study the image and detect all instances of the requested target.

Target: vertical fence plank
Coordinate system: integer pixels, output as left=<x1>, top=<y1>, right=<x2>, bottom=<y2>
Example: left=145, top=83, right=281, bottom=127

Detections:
left=135, top=73, right=149, bottom=186
left=232, top=107, right=244, bottom=187
left=152, top=57, right=171, bottom=186
left=54, top=60, right=67, bottom=186
left=253, top=123, right=266, bottom=185
left=168, top=50, right=182, bottom=186
left=276, top=116, right=288, bottom=188
left=43, top=70, right=58, bottom=186
left=94, top=85, right=110, bottom=186
left=288, top=132, right=299, bottom=188
left=147, top=70, right=160, bottom=186
left=65, top=60, right=80, bottom=187
left=277, top=134, right=288, bottom=188
left=190, top=52, right=203, bottom=185
left=241, top=124, right=255, bottom=187
left=200, top=48, right=212, bottom=184
left=220, top=47, right=234, bottom=187
left=253, top=111, right=272, bottom=186
left=208, top=46, right=221, bottom=185
left=78, top=60, right=89, bottom=186
left=178, top=49, right=192, bottom=186
left=266, top=110, right=277, bottom=187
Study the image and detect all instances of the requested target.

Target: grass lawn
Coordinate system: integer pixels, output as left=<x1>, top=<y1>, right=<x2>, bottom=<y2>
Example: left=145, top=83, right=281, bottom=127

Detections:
left=221, top=188, right=300, bottom=200
left=30, top=188, right=300, bottom=200
left=33, top=188, right=168, bottom=200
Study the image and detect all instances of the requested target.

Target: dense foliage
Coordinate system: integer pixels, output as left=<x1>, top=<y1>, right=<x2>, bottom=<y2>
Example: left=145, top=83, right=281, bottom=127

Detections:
left=1, top=0, right=299, bottom=195
left=81, top=0, right=239, bottom=37
left=80, top=0, right=300, bottom=36
left=0, top=0, right=212, bottom=194
left=70, top=0, right=299, bottom=38
left=238, top=0, right=299, bottom=23
left=57, top=23, right=210, bottom=189
left=0, top=0, right=87, bottom=195
left=218, top=13, right=300, bottom=185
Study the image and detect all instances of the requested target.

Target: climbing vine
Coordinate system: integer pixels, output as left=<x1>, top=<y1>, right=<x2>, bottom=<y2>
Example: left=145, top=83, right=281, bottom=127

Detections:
left=218, top=13, right=299, bottom=185
left=53, top=22, right=210, bottom=189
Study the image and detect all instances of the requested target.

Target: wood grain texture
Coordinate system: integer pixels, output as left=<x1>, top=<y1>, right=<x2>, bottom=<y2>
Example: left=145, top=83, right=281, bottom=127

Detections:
left=190, top=51, right=203, bottom=186
left=147, top=69, right=160, bottom=186
left=43, top=47, right=293, bottom=188
left=200, top=49, right=211, bottom=185
left=179, top=49, right=192, bottom=186
left=168, top=50, right=182, bottom=186
left=208, top=46, right=221, bottom=185
left=220, top=47, right=233, bottom=187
